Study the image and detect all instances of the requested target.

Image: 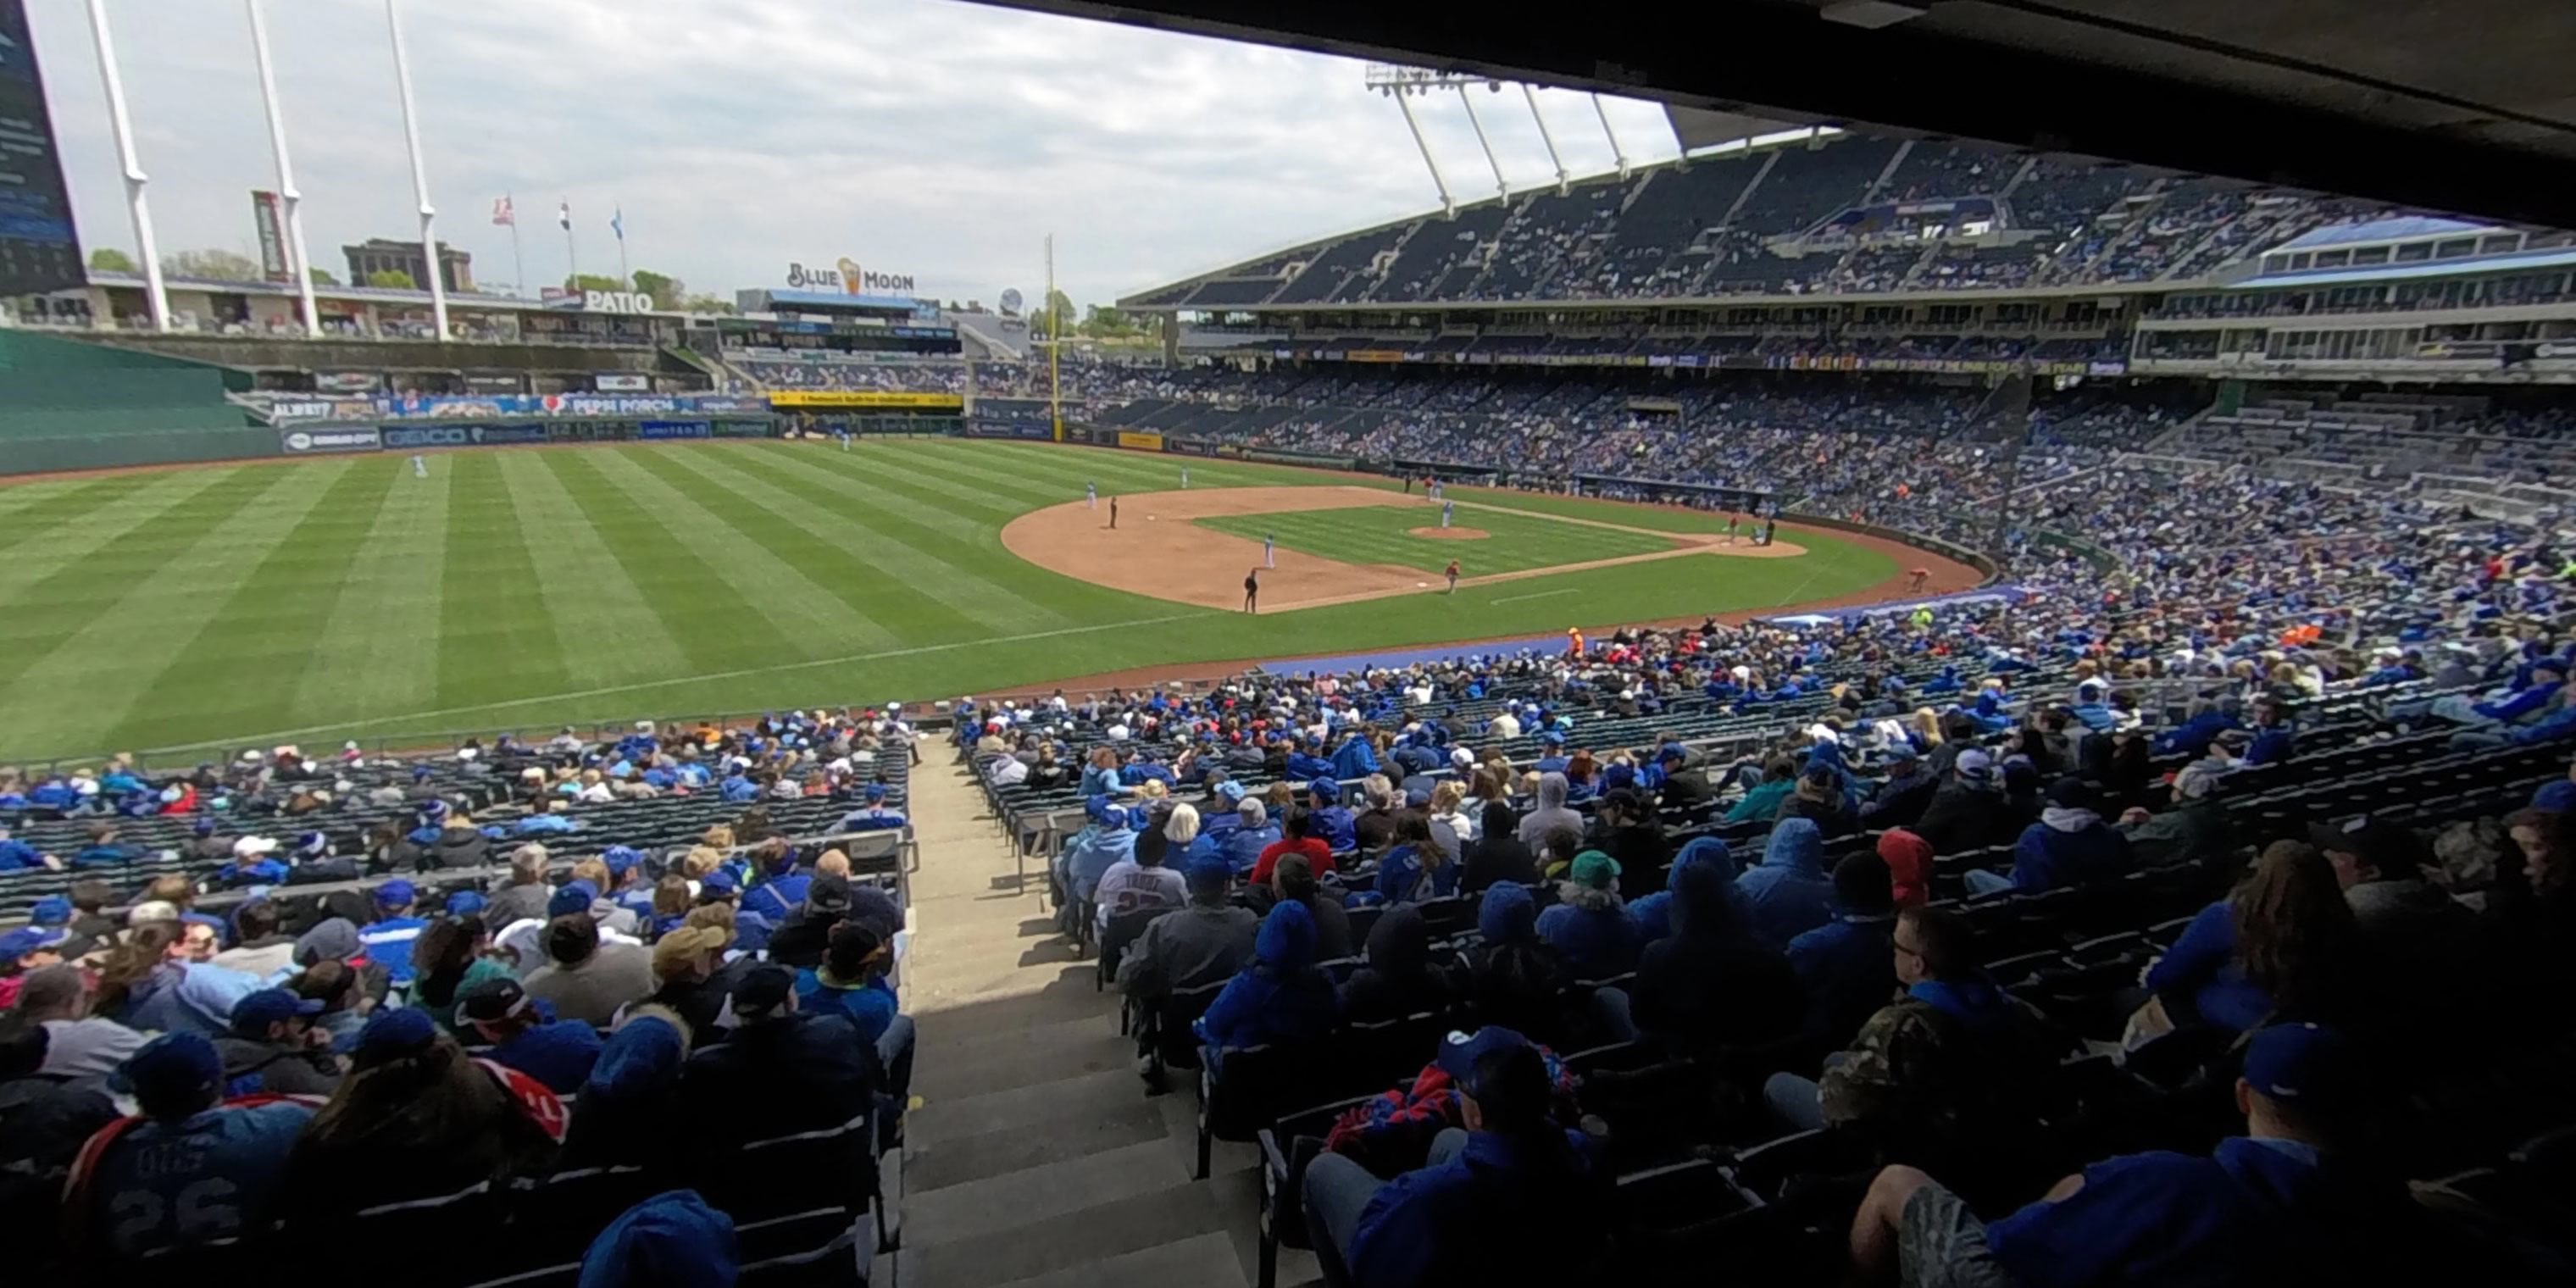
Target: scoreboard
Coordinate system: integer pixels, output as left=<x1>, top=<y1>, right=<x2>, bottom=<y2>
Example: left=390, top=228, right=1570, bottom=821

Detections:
left=0, top=0, right=85, bottom=296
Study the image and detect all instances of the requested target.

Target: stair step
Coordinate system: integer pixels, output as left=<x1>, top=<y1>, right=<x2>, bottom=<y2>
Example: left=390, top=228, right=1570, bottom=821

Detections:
left=905, top=1179, right=1230, bottom=1288
left=987, top=1232, right=1248, bottom=1288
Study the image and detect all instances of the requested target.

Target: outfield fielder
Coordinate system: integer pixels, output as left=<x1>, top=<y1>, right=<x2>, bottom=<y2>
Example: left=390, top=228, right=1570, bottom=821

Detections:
left=1181, top=466, right=1191, bottom=489
left=1263, top=533, right=1275, bottom=569
left=411, top=454, right=427, bottom=479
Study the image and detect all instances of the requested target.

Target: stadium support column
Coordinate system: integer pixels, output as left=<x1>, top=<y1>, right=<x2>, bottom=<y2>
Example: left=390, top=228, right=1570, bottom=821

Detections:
left=1524, top=86, right=1568, bottom=196
left=384, top=0, right=448, bottom=337
left=1591, top=93, right=1631, bottom=180
left=84, top=0, right=168, bottom=331
left=1983, top=368, right=2035, bottom=557
left=1457, top=84, right=1510, bottom=204
left=1391, top=86, right=1455, bottom=218
left=247, top=0, right=319, bottom=337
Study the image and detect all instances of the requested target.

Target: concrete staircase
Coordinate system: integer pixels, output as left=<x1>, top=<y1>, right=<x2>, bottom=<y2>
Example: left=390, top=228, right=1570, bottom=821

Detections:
left=889, top=759, right=1297, bottom=1288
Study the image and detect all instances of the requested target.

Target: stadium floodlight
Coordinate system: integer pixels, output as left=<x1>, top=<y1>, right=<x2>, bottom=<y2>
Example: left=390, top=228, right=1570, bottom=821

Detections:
left=1362, top=63, right=1457, bottom=216
left=82, top=0, right=169, bottom=330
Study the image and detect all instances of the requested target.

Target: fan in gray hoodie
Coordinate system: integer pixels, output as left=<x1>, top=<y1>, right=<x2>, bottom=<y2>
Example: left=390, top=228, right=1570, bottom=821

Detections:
left=1515, top=772, right=1582, bottom=848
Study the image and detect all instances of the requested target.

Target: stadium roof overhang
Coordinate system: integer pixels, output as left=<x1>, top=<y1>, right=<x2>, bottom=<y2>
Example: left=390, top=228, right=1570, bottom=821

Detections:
left=967, top=0, right=2576, bottom=229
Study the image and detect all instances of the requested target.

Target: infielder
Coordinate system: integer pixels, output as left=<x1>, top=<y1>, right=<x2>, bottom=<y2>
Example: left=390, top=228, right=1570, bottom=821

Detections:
left=1263, top=533, right=1275, bottom=569
left=1086, top=480, right=1097, bottom=508
left=1180, top=466, right=1191, bottom=489
left=1441, top=500, right=1455, bottom=530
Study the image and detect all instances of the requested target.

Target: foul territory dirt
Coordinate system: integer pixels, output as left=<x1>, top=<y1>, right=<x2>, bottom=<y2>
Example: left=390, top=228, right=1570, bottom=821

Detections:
left=999, top=486, right=1806, bottom=613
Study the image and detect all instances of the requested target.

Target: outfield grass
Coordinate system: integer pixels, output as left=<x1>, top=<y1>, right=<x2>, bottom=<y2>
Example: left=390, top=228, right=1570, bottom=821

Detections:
left=0, top=440, right=1897, bottom=758
left=1194, top=502, right=1680, bottom=575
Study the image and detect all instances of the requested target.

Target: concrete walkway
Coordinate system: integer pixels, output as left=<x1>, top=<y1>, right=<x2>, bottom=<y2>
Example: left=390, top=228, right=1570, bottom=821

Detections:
left=891, top=756, right=1315, bottom=1288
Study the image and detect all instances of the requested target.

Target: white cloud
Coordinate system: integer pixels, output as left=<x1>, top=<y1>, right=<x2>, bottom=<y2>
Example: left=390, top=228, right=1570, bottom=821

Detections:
left=25, top=0, right=1681, bottom=306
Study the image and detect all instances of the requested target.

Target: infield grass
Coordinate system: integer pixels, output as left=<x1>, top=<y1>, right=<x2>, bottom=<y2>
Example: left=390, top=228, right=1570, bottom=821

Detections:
left=0, top=438, right=1897, bottom=758
left=1194, top=502, right=1680, bottom=575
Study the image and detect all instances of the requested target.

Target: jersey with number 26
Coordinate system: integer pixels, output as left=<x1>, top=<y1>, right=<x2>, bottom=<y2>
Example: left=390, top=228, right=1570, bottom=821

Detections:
left=83, top=1102, right=314, bottom=1259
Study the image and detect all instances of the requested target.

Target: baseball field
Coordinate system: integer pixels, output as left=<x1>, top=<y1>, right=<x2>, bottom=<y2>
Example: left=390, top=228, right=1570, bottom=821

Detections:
left=0, top=438, right=1976, bottom=759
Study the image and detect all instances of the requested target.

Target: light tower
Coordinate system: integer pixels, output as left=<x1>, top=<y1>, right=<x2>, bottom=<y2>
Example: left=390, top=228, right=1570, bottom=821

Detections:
left=1363, top=64, right=1460, bottom=217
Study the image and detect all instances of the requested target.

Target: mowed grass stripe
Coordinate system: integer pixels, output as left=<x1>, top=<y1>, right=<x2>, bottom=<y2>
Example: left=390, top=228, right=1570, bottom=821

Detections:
left=697, top=447, right=1082, bottom=634
left=107, top=460, right=402, bottom=749
left=495, top=452, right=696, bottom=688
left=436, top=453, right=575, bottom=710
left=283, top=461, right=452, bottom=734
left=0, top=467, right=273, bottom=668
left=562, top=450, right=873, bottom=665
left=0, top=464, right=343, bottom=754
left=0, top=475, right=150, bottom=552
left=889, top=439, right=1133, bottom=505
left=609, top=448, right=930, bottom=650
left=810, top=441, right=1065, bottom=513
left=761, top=446, right=1170, bottom=624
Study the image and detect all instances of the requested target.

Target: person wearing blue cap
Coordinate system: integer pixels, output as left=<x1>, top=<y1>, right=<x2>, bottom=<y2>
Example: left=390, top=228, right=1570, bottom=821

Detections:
left=1852, top=1022, right=2412, bottom=1288
left=1306, top=777, right=1357, bottom=852
left=213, top=986, right=341, bottom=1095
left=1195, top=900, right=1337, bottom=1056
left=64, top=1032, right=313, bottom=1263
left=680, top=964, right=881, bottom=1152
left=463, top=975, right=603, bottom=1094
left=1301, top=1030, right=1607, bottom=1288
left=834, top=782, right=907, bottom=832
left=1057, top=796, right=1141, bottom=924
left=1286, top=734, right=1336, bottom=783
left=358, top=880, right=430, bottom=985
left=579, top=1189, right=738, bottom=1288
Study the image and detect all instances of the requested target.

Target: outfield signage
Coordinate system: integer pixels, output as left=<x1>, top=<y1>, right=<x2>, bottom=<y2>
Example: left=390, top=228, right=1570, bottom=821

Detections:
left=314, top=371, right=383, bottom=393
left=361, top=393, right=769, bottom=419
left=786, top=258, right=917, bottom=295
left=1115, top=430, right=1164, bottom=452
left=765, top=391, right=964, bottom=410
left=269, top=400, right=335, bottom=421
left=280, top=427, right=381, bottom=453
left=638, top=419, right=712, bottom=440
left=594, top=373, right=651, bottom=392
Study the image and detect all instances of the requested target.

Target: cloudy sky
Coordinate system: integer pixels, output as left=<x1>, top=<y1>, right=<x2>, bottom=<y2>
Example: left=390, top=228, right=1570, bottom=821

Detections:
left=25, top=0, right=1685, bottom=308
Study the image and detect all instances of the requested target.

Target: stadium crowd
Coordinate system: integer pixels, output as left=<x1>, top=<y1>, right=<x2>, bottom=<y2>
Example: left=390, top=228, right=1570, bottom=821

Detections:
left=0, top=710, right=922, bottom=1282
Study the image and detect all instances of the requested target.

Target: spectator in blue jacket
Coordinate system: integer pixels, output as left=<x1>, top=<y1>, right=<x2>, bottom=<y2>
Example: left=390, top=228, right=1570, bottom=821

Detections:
left=1219, top=797, right=1280, bottom=873
left=2152, top=696, right=2243, bottom=758
left=67, top=1033, right=313, bottom=1264
left=1374, top=813, right=1462, bottom=905
left=740, top=840, right=812, bottom=926
left=794, top=919, right=915, bottom=1107
left=1286, top=735, right=1336, bottom=783
left=2401, top=657, right=2565, bottom=731
left=2242, top=698, right=2296, bottom=767
left=1971, top=778, right=2135, bottom=897
left=1787, top=852, right=1900, bottom=1046
left=0, top=824, right=55, bottom=872
left=834, top=784, right=907, bottom=831
left=2143, top=841, right=2362, bottom=1035
left=1196, top=899, right=1338, bottom=1054
left=1307, top=777, right=1358, bottom=852
left=357, top=880, right=430, bottom=985
left=1331, top=729, right=1381, bottom=780
left=1739, top=817, right=1835, bottom=948
left=460, top=975, right=603, bottom=1094
left=1301, top=1031, right=1607, bottom=1288
left=1535, top=851, right=1640, bottom=979
left=69, top=821, right=142, bottom=871
left=1632, top=835, right=1746, bottom=943
left=2454, top=681, right=2576, bottom=750
left=1852, top=1023, right=2418, bottom=1288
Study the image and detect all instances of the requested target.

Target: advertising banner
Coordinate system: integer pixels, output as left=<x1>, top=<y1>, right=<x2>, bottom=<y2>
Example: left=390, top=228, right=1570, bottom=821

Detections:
left=464, top=375, right=524, bottom=393
left=764, top=391, right=965, bottom=410
left=1115, top=430, right=1165, bottom=452
left=382, top=425, right=476, bottom=450
left=251, top=190, right=291, bottom=281
left=315, top=371, right=383, bottom=393
left=280, top=427, right=381, bottom=454
left=638, top=419, right=713, bottom=440
left=472, top=424, right=551, bottom=446
left=711, top=419, right=774, bottom=439
left=269, top=400, right=335, bottom=421
left=595, top=373, right=651, bottom=392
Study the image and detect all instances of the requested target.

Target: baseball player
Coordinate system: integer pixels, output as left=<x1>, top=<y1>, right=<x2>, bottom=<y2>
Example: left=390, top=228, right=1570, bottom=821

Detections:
left=1263, top=533, right=1275, bottom=569
left=1180, top=466, right=1191, bottom=489
left=1441, top=500, right=1455, bottom=530
left=411, top=454, right=427, bottom=479
left=1086, top=480, right=1097, bottom=508
left=1445, top=559, right=1461, bottom=594
left=1109, top=497, right=1119, bottom=530
left=1242, top=568, right=1259, bottom=613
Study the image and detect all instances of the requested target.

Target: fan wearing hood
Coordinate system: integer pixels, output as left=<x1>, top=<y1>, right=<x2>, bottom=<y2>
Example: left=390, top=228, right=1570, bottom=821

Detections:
left=1960, top=686, right=2014, bottom=736
left=1338, top=904, right=1460, bottom=1024
left=1058, top=795, right=1141, bottom=907
left=1196, top=900, right=1339, bottom=1053
left=1629, top=836, right=1748, bottom=943
left=1514, top=772, right=1582, bottom=848
left=1993, top=779, right=2136, bottom=895
left=1623, top=857, right=1802, bottom=1053
left=1738, top=818, right=1836, bottom=948
left=1466, top=884, right=1569, bottom=1040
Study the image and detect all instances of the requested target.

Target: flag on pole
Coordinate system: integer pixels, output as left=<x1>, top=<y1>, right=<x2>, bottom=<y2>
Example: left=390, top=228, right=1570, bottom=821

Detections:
left=491, top=195, right=515, bottom=227
left=611, top=207, right=625, bottom=242
left=557, top=200, right=572, bottom=231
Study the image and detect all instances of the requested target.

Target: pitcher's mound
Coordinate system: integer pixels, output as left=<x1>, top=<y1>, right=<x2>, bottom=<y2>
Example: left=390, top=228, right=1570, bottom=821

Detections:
left=1410, top=525, right=1489, bottom=540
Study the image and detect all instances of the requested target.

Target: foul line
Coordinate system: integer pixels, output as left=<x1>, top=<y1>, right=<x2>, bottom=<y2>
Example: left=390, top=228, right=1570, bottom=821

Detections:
left=132, top=611, right=1217, bottom=757
left=1489, top=587, right=1579, bottom=605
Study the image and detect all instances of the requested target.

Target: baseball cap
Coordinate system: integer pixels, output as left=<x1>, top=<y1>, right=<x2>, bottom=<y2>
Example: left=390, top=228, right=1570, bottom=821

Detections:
left=602, top=846, right=643, bottom=877
left=445, top=890, right=487, bottom=918
left=1433, top=1025, right=1530, bottom=1093
left=0, top=928, right=57, bottom=963
left=1405, top=787, right=1431, bottom=808
left=375, top=879, right=417, bottom=909
left=1183, top=852, right=1232, bottom=892
left=28, top=896, right=73, bottom=928
left=731, top=964, right=796, bottom=1021
left=2243, top=1022, right=2355, bottom=1106
left=1954, top=748, right=1995, bottom=780
left=294, top=917, right=360, bottom=965
left=652, top=924, right=730, bottom=977
left=2043, top=778, right=2094, bottom=810
left=233, top=836, right=279, bottom=858
left=230, top=986, right=325, bottom=1036
left=863, top=783, right=887, bottom=802
left=120, top=1032, right=224, bottom=1119
left=1213, top=780, right=1246, bottom=803
left=460, top=976, right=535, bottom=1026
left=548, top=880, right=600, bottom=919
left=355, top=1007, right=439, bottom=1064
left=1568, top=850, right=1621, bottom=890
left=700, top=868, right=740, bottom=897
left=807, top=873, right=853, bottom=915
left=1308, top=776, right=1341, bottom=800
left=2304, top=816, right=2427, bottom=876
